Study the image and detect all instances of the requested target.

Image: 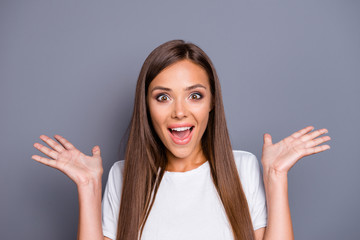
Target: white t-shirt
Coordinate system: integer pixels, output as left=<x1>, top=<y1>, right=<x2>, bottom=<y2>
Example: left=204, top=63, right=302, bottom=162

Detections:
left=102, top=150, right=267, bottom=240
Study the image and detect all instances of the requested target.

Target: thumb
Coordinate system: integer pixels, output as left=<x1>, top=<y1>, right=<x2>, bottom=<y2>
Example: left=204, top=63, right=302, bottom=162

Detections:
left=263, top=133, right=272, bottom=146
left=92, top=145, right=101, bottom=157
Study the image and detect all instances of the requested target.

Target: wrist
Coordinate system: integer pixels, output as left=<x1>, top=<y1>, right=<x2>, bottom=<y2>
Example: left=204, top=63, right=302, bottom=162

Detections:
left=264, top=167, right=288, bottom=177
left=263, top=168, right=288, bottom=186
left=77, top=176, right=102, bottom=192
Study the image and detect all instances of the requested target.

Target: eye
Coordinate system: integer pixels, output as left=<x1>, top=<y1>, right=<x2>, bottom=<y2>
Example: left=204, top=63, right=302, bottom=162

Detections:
left=156, top=94, right=170, bottom=102
left=189, top=92, right=202, bottom=100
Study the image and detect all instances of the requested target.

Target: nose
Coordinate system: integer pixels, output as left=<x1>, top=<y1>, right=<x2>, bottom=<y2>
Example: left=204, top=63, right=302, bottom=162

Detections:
left=171, top=98, right=187, bottom=119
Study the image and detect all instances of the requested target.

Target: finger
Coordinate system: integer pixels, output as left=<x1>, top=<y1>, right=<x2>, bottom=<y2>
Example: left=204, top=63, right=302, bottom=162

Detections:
left=39, top=135, right=65, bottom=153
left=54, top=135, right=76, bottom=150
left=305, top=135, right=331, bottom=148
left=263, top=133, right=272, bottom=146
left=284, top=126, right=314, bottom=142
left=300, top=128, right=328, bottom=142
left=92, top=145, right=101, bottom=157
left=33, top=143, right=59, bottom=160
left=304, top=144, right=330, bottom=156
left=31, top=154, right=57, bottom=168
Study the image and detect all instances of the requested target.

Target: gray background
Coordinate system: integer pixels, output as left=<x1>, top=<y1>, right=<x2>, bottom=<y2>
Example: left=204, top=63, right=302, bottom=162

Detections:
left=1, top=0, right=359, bottom=239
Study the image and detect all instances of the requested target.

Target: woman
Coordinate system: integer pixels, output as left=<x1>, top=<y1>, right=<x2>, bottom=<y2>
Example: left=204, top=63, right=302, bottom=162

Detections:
left=32, top=40, right=331, bottom=240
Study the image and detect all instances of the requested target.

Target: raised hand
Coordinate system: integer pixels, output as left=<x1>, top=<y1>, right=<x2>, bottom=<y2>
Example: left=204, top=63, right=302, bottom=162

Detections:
left=261, top=126, right=331, bottom=176
left=32, top=135, right=103, bottom=186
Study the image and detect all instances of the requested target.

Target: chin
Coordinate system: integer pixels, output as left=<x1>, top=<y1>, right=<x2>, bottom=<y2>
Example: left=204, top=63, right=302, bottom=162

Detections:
left=166, top=146, right=194, bottom=160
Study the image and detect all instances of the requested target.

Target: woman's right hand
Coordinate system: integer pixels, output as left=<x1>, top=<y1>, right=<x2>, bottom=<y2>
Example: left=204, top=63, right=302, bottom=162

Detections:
left=32, top=134, right=103, bottom=187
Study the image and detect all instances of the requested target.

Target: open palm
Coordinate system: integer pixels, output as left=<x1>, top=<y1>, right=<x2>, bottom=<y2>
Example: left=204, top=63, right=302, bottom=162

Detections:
left=261, top=126, right=331, bottom=176
left=32, top=135, right=103, bottom=186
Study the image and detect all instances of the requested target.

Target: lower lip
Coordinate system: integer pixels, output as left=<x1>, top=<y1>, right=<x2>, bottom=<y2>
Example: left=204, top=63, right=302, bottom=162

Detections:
left=168, top=128, right=194, bottom=145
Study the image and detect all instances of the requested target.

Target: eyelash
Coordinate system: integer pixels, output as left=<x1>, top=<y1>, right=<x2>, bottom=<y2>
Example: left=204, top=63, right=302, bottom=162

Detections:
left=155, top=92, right=203, bottom=102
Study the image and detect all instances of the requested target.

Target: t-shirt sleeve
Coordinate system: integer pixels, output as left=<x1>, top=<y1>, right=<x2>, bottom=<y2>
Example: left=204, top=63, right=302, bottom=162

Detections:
left=102, top=161, right=124, bottom=240
left=233, top=151, right=268, bottom=230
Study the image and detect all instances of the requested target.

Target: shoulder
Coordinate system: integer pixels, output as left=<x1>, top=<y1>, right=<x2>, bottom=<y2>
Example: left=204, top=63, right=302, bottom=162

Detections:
left=232, top=150, right=262, bottom=192
left=232, top=149, right=257, bottom=161
left=109, top=160, right=125, bottom=177
left=232, top=150, right=259, bottom=173
left=105, top=160, right=125, bottom=193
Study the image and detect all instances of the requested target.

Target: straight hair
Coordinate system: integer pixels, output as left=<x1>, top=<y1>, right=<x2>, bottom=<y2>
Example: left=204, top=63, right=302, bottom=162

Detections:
left=116, top=40, right=255, bottom=240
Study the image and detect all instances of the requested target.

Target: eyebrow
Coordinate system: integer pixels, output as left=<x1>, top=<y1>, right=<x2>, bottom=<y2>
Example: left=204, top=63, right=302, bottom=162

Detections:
left=151, top=84, right=207, bottom=93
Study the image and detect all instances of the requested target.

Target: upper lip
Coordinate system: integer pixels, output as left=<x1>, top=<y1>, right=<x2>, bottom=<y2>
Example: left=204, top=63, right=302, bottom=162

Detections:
left=168, top=123, right=194, bottom=129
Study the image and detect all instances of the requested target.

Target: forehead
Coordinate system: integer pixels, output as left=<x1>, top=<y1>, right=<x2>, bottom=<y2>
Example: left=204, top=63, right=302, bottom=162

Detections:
left=149, top=59, right=210, bottom=89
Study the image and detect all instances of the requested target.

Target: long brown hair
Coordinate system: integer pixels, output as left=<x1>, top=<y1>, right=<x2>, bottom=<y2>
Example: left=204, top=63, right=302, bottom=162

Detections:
left=116, top=40, right=255, bottom=240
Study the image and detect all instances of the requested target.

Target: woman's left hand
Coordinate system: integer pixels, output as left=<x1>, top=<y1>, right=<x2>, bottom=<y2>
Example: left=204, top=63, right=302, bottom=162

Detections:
left=261, top=126, right=331, bottom=177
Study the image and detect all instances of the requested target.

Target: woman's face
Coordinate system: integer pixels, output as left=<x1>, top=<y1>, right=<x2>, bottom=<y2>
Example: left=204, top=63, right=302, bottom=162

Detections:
left=147, top=59, right=213, bottom=160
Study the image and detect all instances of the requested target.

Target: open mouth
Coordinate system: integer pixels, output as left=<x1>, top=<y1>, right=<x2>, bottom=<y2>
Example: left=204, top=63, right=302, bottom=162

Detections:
left=168, top=126, right=194, bottom=140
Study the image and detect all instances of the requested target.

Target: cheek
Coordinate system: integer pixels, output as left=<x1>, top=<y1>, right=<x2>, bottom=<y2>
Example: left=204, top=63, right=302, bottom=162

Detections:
left=200, top=112, right=210, bottom=129
left=148, top=104, right=166, bottom=134
left=194, top=105, right=211, bottom=130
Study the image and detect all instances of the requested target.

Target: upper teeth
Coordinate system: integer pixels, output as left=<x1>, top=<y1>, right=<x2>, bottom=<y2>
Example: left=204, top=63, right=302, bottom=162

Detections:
left=171, top=127, right=191, bottom=131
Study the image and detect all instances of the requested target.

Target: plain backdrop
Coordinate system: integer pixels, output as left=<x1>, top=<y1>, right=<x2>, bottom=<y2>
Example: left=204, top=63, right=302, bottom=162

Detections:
left=1, top=0, right=359, bottom=239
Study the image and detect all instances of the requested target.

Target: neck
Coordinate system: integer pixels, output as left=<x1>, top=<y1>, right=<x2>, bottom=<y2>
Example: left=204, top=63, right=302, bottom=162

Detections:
left=165, top=145, right=207, bottom=172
